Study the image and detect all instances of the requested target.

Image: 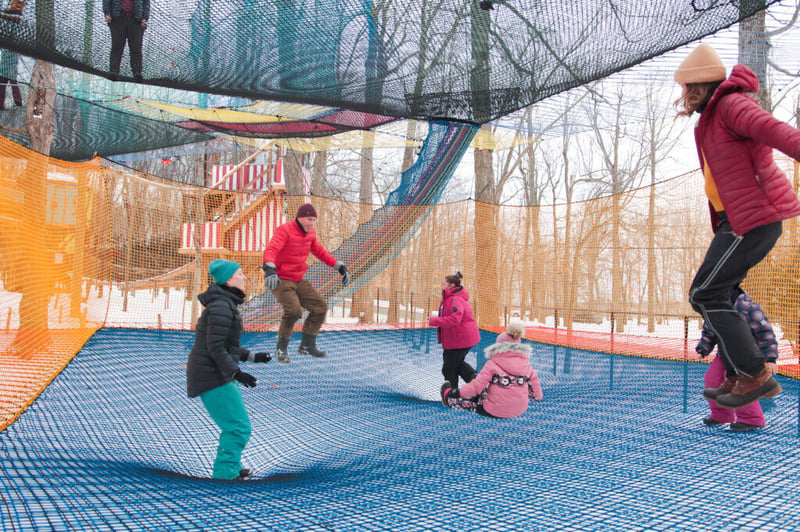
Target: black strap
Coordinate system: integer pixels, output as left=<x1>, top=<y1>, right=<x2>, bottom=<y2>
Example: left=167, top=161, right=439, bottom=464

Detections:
left=491, top=374, right=528, bottom=387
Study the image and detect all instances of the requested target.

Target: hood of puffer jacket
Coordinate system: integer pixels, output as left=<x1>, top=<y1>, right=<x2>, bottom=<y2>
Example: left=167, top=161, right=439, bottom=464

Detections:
left=444, top=285, right=471, bottom=301
left=483, top=342, right=533, bottom=373
left=197, top=283, right=244, bottom=307
left=707, top=64, right=758, bottom=110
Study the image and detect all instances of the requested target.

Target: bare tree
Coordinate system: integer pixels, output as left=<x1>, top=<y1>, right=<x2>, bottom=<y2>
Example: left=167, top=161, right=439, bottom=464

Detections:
left=739, top=2, right=771, bottom=110
left=583, top=84, right=652, bottom=332
left=638, top=82, right=685, bottom=331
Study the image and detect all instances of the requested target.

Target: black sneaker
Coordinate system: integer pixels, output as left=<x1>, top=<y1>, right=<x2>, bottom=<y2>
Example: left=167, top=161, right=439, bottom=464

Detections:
left=440, top=381, right=452, bottom=407
left=298, top=344, right=327, bottom=358
left=702, top=417, right=724, bottom=427
left=236, top=468, right=253, bottom=480
left=730, top=422, right=761, bottom=433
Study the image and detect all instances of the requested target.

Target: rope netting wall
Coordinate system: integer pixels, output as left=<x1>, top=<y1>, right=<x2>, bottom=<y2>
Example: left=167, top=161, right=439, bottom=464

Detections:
left=0, top=0, right=779, bottom=124
left=1, top=134, right=799, bottom=430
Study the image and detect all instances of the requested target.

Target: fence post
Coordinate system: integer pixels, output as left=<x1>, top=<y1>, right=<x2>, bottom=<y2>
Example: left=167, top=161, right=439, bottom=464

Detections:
left=409, top=291, right=414, bottom=328
left=683, top=315, right=689, bottom=358
left=610, top=311, right=615, bottom=353
left=376, top=287, right=381, bottom=324
left=554, top=308, right=559, bottom=343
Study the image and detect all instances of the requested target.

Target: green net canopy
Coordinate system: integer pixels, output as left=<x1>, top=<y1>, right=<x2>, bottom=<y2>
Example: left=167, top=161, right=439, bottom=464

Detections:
left=0, top=0, right=780, bottom=125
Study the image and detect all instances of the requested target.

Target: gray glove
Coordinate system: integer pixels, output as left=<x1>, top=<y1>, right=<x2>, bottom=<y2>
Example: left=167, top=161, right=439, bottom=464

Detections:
left=261, top=262, right=279, bottom=290
left=334, top=261, right=350, bottom=287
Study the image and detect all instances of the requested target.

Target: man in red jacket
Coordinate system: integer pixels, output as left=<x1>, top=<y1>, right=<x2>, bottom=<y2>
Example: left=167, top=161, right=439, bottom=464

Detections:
left=262, top=203, right=349, bottom=363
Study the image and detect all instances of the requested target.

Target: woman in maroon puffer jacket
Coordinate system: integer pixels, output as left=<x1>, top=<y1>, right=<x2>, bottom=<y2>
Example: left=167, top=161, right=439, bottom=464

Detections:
left=674, top=43, right=800, bottom=410
left=428, top=272, right=482, bottom=388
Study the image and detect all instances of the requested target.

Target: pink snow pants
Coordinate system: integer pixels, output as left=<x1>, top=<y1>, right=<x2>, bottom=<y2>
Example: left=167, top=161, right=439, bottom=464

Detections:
left=705, top=356, right=764, bottom=426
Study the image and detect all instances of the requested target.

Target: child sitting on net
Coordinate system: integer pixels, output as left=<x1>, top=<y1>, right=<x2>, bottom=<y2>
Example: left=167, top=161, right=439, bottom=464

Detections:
left=440, top=319, right=542, bottom=418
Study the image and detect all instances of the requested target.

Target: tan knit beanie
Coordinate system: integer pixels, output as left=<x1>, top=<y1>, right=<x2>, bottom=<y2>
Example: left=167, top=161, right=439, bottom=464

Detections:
left=674, top=43, right=727, bottom=84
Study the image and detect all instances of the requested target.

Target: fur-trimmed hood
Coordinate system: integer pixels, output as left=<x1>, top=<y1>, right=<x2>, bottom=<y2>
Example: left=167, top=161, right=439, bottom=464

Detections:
left=484, top=341, right=532, bottom=359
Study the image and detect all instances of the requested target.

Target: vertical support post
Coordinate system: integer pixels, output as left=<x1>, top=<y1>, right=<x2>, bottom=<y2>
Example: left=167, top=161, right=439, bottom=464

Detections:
left=554, top=308, right=559, bottom=343
left=683, top=315, right=689, bottom=358
left=610, top=311, right=615, bottom=353
left=409, top=291, right=414, bottom=328
left=376, top=287, right=381, bottom=324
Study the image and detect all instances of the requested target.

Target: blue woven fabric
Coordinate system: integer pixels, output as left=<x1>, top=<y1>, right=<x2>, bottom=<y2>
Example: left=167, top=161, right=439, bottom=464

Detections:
left=1, top=328, right=799, bottom=531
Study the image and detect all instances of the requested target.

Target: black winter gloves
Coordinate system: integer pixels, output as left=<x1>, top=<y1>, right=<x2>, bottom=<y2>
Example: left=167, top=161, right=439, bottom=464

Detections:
left=234, top=370, right=258, bottom=388
left=253, top=352, right=271, bottom=363
left=242, top=351, right=272, bottom=363
left=261, top=262, right=279, bottom=290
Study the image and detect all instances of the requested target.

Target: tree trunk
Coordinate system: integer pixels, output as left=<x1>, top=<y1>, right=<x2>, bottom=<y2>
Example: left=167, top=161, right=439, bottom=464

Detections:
left=387, top=128, right=419, bottom=323
left=351, top=147, right=375, bottom=323
left=14, top=60, right=57, bottom=355
left=474, top=149, right=500, bottom=327
left=738, top=4, right=770, bottom=111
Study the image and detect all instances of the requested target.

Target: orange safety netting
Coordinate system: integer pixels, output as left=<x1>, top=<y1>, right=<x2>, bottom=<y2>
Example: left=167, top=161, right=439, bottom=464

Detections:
left=1, top=135, right=799, bottom=430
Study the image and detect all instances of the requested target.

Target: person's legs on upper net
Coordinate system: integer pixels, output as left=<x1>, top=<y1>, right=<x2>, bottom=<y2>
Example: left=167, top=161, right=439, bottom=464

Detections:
left=127, top=20, right=145, bottom=79
left=108, top=16, right=129, bottom=76
left=9, top=80, right=20, bottom=105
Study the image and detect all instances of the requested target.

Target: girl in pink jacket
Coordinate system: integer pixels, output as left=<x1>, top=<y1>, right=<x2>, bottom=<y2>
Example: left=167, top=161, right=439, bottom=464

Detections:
left=428, top=272, right=481, bottom=387
left=440, top=320, right=542, bottom=418
left=675, top=44, right=800, bottom=410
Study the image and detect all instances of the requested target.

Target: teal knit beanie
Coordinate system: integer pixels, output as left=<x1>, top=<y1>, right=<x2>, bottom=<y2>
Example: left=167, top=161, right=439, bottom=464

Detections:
left=209, top=259, right=241, bottom=285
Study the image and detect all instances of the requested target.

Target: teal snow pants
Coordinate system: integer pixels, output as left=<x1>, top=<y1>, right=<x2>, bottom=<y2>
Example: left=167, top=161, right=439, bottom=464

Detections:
left=200, top=382, right=251, bottom=479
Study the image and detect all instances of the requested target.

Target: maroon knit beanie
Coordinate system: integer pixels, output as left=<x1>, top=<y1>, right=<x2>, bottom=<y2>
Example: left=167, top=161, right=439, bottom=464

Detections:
left=296, top=203, right=317, bottom=219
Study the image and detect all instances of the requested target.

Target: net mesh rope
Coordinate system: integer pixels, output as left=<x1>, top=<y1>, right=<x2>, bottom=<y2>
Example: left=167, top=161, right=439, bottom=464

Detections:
left=1, top=328, right=799, bottom=530
left=1, top=132, right=799, bottom=430
left=1, top=128, right=800, bottom=529
left=0, top=1, right=784, bottom=126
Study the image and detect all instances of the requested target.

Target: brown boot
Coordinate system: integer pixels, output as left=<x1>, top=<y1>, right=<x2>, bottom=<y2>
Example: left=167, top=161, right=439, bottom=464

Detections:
left=702, top=374, right=737, bottom=402
left=716, top=368, right=781, bottom=409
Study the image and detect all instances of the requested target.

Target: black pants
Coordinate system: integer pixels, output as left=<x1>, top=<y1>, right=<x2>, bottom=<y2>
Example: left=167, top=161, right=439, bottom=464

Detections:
left=441, top=347, right=476, bottom=388
left=689, top=213, right=782, bottom=377
left=109, top=15, right=144, bottom=76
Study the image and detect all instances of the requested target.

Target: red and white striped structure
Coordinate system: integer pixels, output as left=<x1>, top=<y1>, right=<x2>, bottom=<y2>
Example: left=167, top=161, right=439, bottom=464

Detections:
left=228, top=195, right=286, bottom=253
left=179, top=222, right=226, bottom=253
left=179, top=160, right=287, bottom=255
left=209, top=160, right=284, bottom=193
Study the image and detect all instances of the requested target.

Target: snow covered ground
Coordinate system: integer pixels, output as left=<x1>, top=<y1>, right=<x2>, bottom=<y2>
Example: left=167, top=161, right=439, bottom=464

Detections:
left=2, top=282, right=796, bottom=364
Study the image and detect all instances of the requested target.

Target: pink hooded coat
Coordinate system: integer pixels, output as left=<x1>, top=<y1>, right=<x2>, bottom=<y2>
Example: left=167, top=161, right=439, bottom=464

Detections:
left=458, top=341, right=542, bottom=419
left=428, top=286, right=481, bottom=350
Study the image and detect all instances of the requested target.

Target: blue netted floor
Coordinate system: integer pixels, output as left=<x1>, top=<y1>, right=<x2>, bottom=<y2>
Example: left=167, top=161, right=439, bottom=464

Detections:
left=2, top=328, right=799, bottom=531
